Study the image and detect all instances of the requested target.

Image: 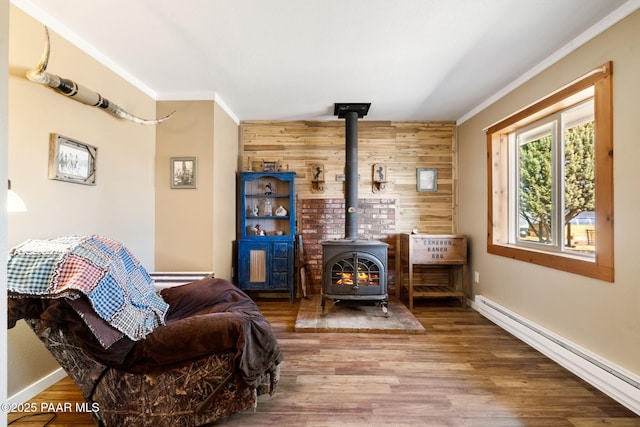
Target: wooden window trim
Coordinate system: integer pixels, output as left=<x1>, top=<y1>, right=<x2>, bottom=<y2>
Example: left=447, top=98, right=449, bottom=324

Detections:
left=486, top=62, right=614, bottom=282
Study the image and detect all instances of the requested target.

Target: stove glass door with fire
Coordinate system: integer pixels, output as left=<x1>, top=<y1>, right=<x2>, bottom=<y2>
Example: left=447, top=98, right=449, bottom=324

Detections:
left=324, top=252, right=385, bottom=297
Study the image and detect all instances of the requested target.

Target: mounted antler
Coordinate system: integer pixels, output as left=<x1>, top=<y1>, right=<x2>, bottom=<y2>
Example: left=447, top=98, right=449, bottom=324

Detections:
left=27, top=27, right=174, bottom=125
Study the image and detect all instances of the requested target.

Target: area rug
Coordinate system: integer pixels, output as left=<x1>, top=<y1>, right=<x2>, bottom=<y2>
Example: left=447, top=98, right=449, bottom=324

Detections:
left=294, top=295, right=426, bottom=334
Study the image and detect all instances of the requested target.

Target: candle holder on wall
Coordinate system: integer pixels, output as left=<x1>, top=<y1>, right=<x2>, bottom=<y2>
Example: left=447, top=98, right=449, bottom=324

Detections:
left=311, top=163, right=325, bottom=193
left=372, top=163, right=388, bottom=193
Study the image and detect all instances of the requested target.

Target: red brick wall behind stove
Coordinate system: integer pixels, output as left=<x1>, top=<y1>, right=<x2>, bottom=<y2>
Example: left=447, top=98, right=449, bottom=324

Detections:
left=300, top=198, right=396, bottom=295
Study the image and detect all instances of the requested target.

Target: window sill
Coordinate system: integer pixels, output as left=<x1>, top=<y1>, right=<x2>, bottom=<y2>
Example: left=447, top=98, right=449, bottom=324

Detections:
left=487, top=242, right=613, bottom=282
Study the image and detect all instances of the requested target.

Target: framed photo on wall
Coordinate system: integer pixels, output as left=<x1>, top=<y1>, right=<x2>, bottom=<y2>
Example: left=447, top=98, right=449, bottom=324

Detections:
left=171, top=157, right=197, bottom=189
left=417, top=167, right=437, bottom=192
left=48, top=133, right=97, bottom=185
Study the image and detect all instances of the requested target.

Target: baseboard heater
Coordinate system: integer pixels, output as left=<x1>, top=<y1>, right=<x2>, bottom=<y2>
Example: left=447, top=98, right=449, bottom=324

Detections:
left=149, top=271, right=213, bottom=289
left=474, top=295, right=640, bottom=416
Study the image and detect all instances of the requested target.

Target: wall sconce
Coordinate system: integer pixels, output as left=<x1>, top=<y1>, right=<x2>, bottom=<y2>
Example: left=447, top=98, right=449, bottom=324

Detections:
left=372, top=163, right=387, bottom=193
left=8, top=179, right=27, bottom=212
left=311, top=163, right=325, bottom=193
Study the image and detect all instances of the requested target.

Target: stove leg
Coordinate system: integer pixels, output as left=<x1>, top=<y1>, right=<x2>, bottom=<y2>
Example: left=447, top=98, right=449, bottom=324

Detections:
left=379, top=300, right=389, bottom=317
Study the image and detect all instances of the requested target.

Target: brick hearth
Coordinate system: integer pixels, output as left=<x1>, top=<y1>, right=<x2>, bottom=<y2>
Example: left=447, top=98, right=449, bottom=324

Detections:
left=300, top=198, right=397, bottom=295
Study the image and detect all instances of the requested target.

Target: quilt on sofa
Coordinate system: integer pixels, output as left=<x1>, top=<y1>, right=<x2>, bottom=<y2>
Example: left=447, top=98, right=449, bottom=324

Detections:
left=7, top=236, right=282, bottom=426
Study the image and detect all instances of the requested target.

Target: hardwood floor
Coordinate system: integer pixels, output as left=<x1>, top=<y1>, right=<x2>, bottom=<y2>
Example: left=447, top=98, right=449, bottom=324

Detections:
left=8, top=298, right=640, bottom=426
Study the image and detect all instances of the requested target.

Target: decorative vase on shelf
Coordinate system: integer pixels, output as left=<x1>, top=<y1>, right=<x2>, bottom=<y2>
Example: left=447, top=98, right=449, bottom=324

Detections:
left=263, top=199, right=272, bottom=216
left=275, top=205, right=287, bottom=216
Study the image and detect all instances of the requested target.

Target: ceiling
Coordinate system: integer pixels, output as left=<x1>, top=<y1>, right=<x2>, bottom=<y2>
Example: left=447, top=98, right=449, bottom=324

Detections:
left=12, top=0, right=637, bottom=122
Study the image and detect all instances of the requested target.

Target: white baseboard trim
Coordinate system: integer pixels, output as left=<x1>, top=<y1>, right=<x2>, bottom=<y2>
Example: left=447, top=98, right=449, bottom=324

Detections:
left=473, top=295, right=640, bottom=416
left=7, top=368, right=66, bottom=405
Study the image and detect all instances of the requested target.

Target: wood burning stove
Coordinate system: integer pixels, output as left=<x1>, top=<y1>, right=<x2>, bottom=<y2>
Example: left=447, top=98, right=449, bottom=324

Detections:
left=321, top=103, right=389, bottom=315
left=321, top=239, right=388, bottom=315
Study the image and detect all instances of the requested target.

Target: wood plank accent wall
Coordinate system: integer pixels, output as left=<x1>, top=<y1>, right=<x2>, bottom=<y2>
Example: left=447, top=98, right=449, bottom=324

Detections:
left=240, top=120, right=458, bottom=295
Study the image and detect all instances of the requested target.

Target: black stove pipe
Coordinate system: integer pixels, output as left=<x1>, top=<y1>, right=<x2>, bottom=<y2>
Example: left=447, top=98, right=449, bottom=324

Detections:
left=344, top=110, right=359, bottom=240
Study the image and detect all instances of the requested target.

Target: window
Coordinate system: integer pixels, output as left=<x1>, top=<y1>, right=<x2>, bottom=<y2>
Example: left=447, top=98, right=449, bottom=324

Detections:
left=514, top=96, right=595, bottom=255
left=486, top=62, right=613, bottom=281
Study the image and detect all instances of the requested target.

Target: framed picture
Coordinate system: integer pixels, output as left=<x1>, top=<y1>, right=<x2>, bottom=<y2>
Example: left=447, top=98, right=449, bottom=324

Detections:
left=262, top=160, right=278, bottom=172
left=49, top=133, right=97, bottom=185
left=417, top=168, right=437, bottom=192
left=171, top=157, right=197, bottom=189
left=249, top=157, right=283, bottom=172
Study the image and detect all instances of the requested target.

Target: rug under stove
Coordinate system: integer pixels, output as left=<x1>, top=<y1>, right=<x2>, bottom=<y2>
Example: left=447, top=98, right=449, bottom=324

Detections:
left=294, top=295, right=426, bottom=334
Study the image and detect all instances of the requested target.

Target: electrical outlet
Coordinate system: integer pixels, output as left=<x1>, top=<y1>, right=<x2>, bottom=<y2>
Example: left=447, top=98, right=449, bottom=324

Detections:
left=474, top=271, right=480, bottom=283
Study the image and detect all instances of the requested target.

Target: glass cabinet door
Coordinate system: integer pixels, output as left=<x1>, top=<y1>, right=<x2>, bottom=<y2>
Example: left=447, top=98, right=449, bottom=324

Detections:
left=239, top=172, right=295, bottom=239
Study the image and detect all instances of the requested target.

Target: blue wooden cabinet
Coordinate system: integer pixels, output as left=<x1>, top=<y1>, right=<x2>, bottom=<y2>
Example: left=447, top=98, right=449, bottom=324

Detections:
left=236, top=172, right=296, bottom=300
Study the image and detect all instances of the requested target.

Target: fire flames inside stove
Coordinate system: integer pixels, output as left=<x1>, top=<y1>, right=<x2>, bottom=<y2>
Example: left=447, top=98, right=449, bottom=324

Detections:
left=321, top=241, right=389, bottom=315
left=331, top=258, right=381, bottom=286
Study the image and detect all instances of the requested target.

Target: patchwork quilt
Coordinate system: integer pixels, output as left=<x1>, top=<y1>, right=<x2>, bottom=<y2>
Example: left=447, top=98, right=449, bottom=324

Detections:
left=7, top=235, right=168, bottom=342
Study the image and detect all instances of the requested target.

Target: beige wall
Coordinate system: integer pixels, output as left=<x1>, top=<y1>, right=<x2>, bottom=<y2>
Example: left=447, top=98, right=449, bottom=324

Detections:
left=155, top=100, right=238, bottom=279
left=155, top=100, right=215, bottom=271
left=2, top=0, right=9, bottom=416
left=7, top=6, right=158, bottom=396
left=212, top=102, right=239, bottom=280
left=458, top=10, right=640, bottom=375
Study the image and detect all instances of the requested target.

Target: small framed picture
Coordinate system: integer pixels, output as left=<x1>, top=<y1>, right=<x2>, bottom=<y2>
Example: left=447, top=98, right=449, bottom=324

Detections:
left=262, top=160, right=278, bottom=172
left=417, top=168, right=437, bottom=192
left=171, top=157, right=197, bottom=189
left=49, top=133, right=97, bottom=185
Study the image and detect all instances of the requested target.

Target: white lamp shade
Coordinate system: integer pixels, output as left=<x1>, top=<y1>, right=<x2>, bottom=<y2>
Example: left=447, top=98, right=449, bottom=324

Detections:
left=8, top=186, right=27, bottom=212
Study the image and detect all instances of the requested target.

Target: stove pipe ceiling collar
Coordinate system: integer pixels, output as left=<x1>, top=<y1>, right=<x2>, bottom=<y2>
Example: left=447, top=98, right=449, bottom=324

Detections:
left=334, top=103, right=371, bottom=239
left=333, top=103, right=371, bottom=118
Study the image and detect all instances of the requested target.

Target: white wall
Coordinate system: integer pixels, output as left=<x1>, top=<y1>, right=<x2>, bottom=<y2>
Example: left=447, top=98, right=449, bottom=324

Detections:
left=458, top=10, right=640, bottom=376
